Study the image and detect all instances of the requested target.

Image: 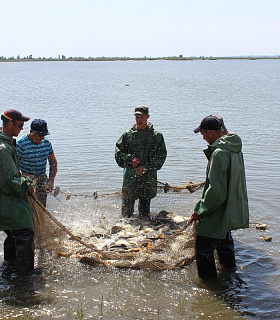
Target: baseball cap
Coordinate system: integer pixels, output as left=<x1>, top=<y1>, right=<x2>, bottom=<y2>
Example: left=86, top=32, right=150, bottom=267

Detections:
left=194, top=115, right=222, bottom=133
left=1, top=109, right=30, bottom=121
left=31, top=119, right=50, bottom=136
left=134, top=106, right=149, bottom=115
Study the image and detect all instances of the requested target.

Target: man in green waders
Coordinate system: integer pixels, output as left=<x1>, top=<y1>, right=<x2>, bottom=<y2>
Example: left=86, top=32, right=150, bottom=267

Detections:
left=0, top=109, right=35, bottom=278
left=115, top=106, right=167, bottom=218
left=190, top=115, right=249, bottom=279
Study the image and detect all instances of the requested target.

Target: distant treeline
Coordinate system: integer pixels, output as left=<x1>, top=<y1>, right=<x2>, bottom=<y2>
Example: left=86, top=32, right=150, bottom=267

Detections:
left=1, top=55, right=280, bottom=62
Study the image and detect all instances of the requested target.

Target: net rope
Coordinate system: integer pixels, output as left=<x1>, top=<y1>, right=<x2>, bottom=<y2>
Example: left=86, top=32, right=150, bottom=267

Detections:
left=55, top=180, right=204, bottom=200
left=28, top=180, right=203, bottom=270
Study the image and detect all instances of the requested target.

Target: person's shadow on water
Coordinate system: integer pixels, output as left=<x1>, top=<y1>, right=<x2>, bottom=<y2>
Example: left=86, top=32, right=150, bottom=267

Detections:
left=0, top=270, right=50, bottom=307
left=194, top=240, right=280, bottom=320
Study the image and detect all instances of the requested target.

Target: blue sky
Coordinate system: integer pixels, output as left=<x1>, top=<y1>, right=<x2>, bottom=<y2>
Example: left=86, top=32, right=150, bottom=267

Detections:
left=1, top=0, right=279, bottom=58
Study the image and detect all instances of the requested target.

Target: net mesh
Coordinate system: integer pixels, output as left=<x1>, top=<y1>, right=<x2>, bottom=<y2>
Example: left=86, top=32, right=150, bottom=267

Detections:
left=28, top=181, right=203, bottom=271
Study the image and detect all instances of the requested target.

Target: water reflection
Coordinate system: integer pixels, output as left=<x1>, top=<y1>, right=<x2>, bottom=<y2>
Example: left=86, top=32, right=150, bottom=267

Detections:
left=0, top=268, right=50, bottom=308
left=1, top=195, right=279, bottom=319
left=193, top=240, right=280, bottom=319
left=1, top=237, right=280, bottom=319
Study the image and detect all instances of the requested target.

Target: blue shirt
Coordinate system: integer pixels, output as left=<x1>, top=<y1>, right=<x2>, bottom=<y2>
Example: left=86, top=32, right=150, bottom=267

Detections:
left=17, top=134, right=53, bottom=176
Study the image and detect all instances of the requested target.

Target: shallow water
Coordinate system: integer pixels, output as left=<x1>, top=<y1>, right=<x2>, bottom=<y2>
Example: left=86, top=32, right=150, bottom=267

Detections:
left=0, top=60, right=280, bottom=319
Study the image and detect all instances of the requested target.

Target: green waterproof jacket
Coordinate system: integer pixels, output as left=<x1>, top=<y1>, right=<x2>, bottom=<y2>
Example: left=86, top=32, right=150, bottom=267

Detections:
left=0, top=130, right=33, bottom=230
left=194, top=132, right=249, bottom=239
left=115, top=123, right=167, bottom=199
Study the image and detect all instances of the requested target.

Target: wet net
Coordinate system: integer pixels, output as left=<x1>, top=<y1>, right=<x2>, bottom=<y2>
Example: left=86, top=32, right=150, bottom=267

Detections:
left=28, top=181, right=203, bottom=271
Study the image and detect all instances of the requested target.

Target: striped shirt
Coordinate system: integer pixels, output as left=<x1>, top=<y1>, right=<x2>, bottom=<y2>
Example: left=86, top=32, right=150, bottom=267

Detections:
left=17, top=134, right=53, bottom=176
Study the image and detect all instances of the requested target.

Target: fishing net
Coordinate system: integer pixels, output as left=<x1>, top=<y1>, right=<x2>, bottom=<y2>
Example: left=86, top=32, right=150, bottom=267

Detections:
left=27, top=181, right=203, bottom=271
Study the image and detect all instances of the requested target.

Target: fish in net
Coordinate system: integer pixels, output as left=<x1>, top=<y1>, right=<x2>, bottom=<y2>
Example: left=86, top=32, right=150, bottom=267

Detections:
left=27, top=181, right=202, bottom=270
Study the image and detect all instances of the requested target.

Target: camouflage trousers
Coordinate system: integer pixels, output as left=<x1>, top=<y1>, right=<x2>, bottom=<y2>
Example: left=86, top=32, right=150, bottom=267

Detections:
left=122, top=177, right=153, bottom=218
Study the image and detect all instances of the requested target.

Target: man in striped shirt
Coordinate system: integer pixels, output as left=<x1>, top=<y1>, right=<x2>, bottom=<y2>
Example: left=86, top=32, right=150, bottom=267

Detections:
left=17, top=119, right=57, bottom=206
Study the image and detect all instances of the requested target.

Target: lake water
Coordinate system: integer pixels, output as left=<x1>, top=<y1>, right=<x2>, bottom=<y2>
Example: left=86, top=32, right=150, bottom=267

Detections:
left=0, top=60, right=279, bottom=319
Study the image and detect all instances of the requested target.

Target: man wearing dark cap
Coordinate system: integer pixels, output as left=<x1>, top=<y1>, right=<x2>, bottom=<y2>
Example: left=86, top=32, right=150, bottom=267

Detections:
left=0, top=109, right=35, bottom=278
left=115, top=106, right=167, bottom=218
left=17, top=119, right=57, bottom=207
left=190, top=115, right=249, bottom=278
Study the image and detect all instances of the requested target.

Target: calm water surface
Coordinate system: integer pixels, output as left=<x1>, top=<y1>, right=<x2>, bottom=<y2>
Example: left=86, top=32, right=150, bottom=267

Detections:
left=0, top=60, right=279, bottom=319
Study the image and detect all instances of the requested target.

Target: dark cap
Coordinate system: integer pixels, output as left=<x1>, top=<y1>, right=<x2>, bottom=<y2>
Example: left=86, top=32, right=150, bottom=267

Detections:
left=31, top=119, right=50, bottom=136
left=194, top=115, right=222, bottom=133
left=1, top=109, right=30, bottom=121
left=134, top=106, right=149, bottom=115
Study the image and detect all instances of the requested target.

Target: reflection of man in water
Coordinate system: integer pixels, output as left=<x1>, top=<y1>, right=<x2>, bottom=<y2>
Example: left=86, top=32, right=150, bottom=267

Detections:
left=17, top=119, right=57, bottom=207
left=115, top=106, right=167, bottom=218
left=190, top=115, right=249, bottom=278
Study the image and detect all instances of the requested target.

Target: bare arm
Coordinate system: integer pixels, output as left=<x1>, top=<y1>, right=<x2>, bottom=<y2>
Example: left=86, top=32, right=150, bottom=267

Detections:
left=47, top=152, right=57, bottom=192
